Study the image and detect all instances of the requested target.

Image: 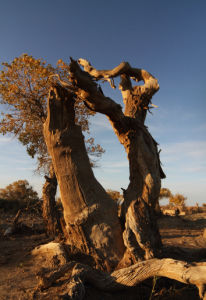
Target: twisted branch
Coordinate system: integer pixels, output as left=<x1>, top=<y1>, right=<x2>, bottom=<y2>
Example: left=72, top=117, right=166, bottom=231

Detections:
left=37, top=258, right=206, bottom=299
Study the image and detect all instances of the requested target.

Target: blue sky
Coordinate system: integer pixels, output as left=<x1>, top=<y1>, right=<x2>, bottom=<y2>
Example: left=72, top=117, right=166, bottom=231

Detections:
left=0, top=0, right=205, bottom=205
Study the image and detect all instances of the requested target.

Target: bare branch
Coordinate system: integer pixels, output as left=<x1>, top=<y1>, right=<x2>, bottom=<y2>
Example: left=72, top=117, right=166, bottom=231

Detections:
left=78, top=58, right=159, bottom=92
left=69, top=59, right=124, bottom=122
left=77, top=58, right=159, bottom=122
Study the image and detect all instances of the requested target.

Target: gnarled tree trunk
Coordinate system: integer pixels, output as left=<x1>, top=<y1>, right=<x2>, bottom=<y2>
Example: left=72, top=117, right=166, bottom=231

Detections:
left=43, top=85, right=125, bottom=271
left=39, top=59, right=206, bottom=299
left=44, top=59, right=166, bottom=266
left=67, top=59, right=165, bottom=263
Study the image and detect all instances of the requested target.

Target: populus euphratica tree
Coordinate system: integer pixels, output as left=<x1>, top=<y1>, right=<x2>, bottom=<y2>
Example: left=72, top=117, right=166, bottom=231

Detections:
left=43, top=58, right=166, bottom=270
left=39, top=58, right=206, bottom=299
left=0, top=180, right=39, bottom=203
left=30, top=59, right=206, bottom=299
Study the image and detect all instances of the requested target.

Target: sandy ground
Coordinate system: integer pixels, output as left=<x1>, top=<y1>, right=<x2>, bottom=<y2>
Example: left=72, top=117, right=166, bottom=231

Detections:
left=159, top=213, right=206, bottom=250
left=0, top=211, right=206, bottom=300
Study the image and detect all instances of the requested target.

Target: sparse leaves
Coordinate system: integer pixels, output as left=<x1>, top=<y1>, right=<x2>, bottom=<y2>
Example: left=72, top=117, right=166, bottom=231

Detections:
left=169, top=193, right=187, bottom=206
left=159, top=188, right=187, bottom=207
left=0, top=54, right=104, bottom=173
left=159, top=188, right=172, bottom=199
left=0, top=180, right=39, bottom=203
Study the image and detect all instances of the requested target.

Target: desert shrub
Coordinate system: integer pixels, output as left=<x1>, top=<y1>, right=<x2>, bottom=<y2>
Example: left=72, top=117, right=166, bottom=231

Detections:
left=158, top=188, right=172, bottom=210
left=202, top=204, right=206, bottom=212
left=169, top=193, right=187, bottom=207
left=159, top=188, right=172, bottom=199
left=107, top=189, right=123, bottom=204
left=0, top=180, right=40, bottom=212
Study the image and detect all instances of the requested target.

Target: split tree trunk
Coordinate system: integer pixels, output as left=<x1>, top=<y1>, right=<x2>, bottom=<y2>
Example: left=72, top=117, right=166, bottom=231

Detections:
left=40, top=60, right=206, bottom=299
left=44, top=59, right=166, bottom=268
left=67, top=59, right=165, bottom=263
left=43, top=85, right=125, bottom=271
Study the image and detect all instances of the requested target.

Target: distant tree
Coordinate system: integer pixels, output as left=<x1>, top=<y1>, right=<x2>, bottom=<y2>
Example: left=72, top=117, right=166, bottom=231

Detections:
left=169, top=193, right=187, bottom=207
left=159, top=188, right=172, bottom=200
left=107, top=189, right=123, bottom=203
left=155, top=188, right=172, bottom=214
left=0, top=180, right=39, bottom=203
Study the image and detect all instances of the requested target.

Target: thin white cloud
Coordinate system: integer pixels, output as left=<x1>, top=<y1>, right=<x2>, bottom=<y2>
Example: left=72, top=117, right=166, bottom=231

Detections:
left=0, top=136, right=12, bottom=143
left=16, top=167, right=34, bottom=171
left=91, top=115, right=113, bottom=131
left=104, top=161, right=128, bottom=169
left=192, top=123, right=206, bottom=133
left=102, top=169, right=123, bottom=174
left=95, top=176, right=128, bottom=192
left=147, top=110, right=205, bottom=136
left=162, top=140, right=206, bottom=160
left=183, top=166, right=206, bottom=173
left=0, top=156, right=35, bottom=165
left=162, top=179, right=206, bottom=205
left=160, top=140, right=206, bottom=178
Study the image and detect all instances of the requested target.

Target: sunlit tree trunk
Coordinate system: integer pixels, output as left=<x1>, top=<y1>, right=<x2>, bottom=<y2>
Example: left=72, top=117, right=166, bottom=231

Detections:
left=43, top=58, right=167, bottom=269
left=43, top=85, right=125, bottom=271
left=67, top=59, right=165, bottom=263
left=40, top=60, right=206, bottom=299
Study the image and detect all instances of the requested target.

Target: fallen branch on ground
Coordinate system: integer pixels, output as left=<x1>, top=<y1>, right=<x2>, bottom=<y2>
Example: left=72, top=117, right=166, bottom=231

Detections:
left=37, top=258, right=206, bottom=300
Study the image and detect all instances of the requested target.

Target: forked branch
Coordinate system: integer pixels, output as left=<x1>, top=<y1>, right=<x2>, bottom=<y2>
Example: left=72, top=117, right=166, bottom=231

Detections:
left=78, top=58, right=159, bottom=93
left=74, top=58, right=159, bottom=123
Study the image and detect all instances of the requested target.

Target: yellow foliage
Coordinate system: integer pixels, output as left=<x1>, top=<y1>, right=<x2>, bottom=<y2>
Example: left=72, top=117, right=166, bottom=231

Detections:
left=107, top=189, right=123, bottom=202
left=0, top=54, right=104, bottom=172
left=0, top=180, right=39, bottom=203
left=169, top=193, right=187, bottom=206
left=159, top=188, right=172, bottom=199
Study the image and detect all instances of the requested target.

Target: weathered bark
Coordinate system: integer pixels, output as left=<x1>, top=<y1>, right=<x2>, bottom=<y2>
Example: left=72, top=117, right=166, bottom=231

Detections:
left=41, top=61, right=206, bottom=299
left=43, top=84, right=125, bottom=271
left=67, top=59, right=165, bottom=262
left=42, top=164, right=63, bottom=238
left=37, top=259, right=206, bottom=300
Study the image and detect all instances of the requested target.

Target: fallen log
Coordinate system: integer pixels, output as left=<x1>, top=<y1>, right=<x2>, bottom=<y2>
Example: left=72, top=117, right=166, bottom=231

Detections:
left=37, top=258, right=206, bottom=299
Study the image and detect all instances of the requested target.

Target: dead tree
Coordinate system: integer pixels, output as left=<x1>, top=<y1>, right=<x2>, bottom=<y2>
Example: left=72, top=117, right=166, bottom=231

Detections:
left=37, top=259, right=206, bottom=300
left=42, top=59, right=206, bottom=299
left=43, top=59, right=166, bottom=267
